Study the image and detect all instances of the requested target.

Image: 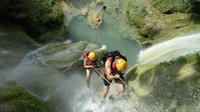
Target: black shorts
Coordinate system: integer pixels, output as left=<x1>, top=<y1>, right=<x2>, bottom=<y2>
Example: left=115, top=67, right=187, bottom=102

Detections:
left=103, top=74, right=124, bottom=86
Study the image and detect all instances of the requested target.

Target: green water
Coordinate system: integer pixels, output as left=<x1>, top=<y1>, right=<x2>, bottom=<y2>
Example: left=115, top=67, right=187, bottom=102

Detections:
left=68, top=2, right=142, bottom=66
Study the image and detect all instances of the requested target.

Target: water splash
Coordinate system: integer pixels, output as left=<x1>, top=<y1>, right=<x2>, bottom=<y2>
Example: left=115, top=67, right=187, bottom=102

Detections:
left=7, top=58, right=139, bottom=112
left=139, top=33, right=200, bottom=65
left=64, top=39, right=72, bottom=44
left=4, top=42, right=142, bottom=112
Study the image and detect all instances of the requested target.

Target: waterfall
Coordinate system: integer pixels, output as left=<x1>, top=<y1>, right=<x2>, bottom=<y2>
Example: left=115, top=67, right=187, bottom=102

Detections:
left=139, top=33, right=200, bottom=65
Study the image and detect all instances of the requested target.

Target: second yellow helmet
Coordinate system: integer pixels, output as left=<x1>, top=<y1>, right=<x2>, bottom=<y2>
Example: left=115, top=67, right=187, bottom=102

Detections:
left=116, top=59, right=127, bottom=72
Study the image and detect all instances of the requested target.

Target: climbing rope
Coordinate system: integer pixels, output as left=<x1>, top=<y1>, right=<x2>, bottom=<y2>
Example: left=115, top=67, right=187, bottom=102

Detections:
left=92, top=67, right=140, bottom=111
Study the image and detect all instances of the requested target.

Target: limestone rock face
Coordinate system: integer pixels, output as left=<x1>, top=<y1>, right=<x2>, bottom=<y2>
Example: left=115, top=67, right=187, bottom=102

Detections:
left=39, top=25, right=69, bottom=44
left=124, top=0, right=200, bottom=47
left=10, top=41, right=103, bottom=111
left=125, top=52, right=200, bottom=111
left=124, top=0, right=164, bottom=39
left=22, top=41, right=100, bottom=73
left=81, top=8, right=89, bottom=16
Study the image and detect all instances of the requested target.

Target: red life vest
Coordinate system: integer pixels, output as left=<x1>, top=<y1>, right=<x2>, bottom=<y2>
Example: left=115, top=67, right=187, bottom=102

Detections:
left=104, top=56, right=120, bottom=76
left=83, top=52, right=98, bottom=68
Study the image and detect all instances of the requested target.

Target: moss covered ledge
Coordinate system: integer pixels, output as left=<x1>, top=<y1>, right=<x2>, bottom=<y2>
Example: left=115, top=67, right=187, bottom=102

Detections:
left=125, top=52, right=200, bottom=111
left=0, top=80, right=49, bottom=112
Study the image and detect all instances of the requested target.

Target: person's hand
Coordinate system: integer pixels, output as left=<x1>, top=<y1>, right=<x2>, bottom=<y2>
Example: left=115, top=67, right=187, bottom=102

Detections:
left=89, top=65, right=93, bottom=69
left=115, top=74, right=120, bottom=79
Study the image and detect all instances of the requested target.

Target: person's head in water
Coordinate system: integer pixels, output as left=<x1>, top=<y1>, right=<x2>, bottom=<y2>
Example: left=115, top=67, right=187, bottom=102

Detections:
left=102, top=5, right=106, bottom=10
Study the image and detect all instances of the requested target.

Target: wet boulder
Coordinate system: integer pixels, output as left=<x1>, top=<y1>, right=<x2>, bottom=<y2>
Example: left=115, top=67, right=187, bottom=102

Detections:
left=88, top=11, right=103, bottom=29
left=21, top=41, right=102, bottom=73
left=0, top=78, right=49, bottom=112
left=8, top=41, right=104, bottom=103
left=124, top=0, right=164, bottom=38
left=0, top=0, right=64, bottom=39
left=125, top=52, right=200, bottom=111
left=39, top=24, right=68, bottom=44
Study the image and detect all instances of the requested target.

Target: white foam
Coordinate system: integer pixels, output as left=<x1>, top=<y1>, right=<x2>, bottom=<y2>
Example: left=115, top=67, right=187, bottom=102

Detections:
left=139, top=33, right=200, bottom=64
left=64, top=39, right=72, bottom=44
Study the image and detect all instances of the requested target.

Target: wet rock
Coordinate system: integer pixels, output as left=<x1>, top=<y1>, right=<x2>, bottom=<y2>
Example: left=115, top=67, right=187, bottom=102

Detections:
left=96, top=0, right=103, bottom=4
left=22, top=41, right=101, bottom=73
left=125, top=52, right=200, bottom=111
left=0, top=79, right=49, bottom=112
left=149, top=0, right=190, bottom=14
left=124, top=0, right=164, bottom=38
left=0, top=0, right=64, bottom=39
left=81, top=7, right=89, bottom=16
left=0, top=18, right=40, bottom=71
left=39, top=24, right=69, bottom=44
left=139, top=15, right=164, bottom=37
left=88, top=11, right=103, bottom=29
left=141, top=41, right=152, bottom=48
left=124, top=0, right=147, bottom=27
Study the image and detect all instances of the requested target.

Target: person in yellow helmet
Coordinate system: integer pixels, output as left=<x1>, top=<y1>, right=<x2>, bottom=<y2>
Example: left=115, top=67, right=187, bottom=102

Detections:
left=101, top=51, right=127, bottom=102
left=83, top=51, right=101, bottom=88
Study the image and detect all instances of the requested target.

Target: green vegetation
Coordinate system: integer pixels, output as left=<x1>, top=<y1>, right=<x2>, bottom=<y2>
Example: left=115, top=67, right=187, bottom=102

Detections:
left=124, top=0, right=147, bottom=27
left=0, top=81, right=49, bottom=112
left=124, top=0, right=200, bottom=47
left=126, top=52, right=200, bottom=111
left=149, top=0, right=190, bottom=13
left=152, top=13, right=200, bottom=45
left=0, top=0, right=64, bottom=41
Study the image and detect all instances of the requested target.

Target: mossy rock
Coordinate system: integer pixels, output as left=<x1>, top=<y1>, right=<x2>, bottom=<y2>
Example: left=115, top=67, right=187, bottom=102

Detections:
left=152, top=13, right=200, bottom=45
left=22, top=41, right=101, bottom=73
left=0, top=18, right=40, bottom=50
left=39, top=24, right=69, bottom=44
left=0, top=18, right=41, bottom=70
left=124, top=0, right=147, bottom=27
left=125, top=52, right=200, bottom=111
left=0, top=80, right=49, bottom=112
left=149, top=0, right=200, bottom=14
left=124, top=0, right=164, bottom=38
left=0, top=0, right=64, bottom=39
left=124, top=0, right=200, bottom=47
left=149, top=0, right=191, bottom=14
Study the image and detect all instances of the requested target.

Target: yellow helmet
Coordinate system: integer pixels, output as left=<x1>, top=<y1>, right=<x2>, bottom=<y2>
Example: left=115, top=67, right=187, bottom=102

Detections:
left=116, top=59, right=127, bottom=72
left=88, top=51, right=97, bottom=61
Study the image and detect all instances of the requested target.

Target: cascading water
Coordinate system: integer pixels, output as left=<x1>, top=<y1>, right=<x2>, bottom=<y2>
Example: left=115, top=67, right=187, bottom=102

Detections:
left=5, top=45, right=140, bottom=112
left=139, top=33, right=200, bottom=65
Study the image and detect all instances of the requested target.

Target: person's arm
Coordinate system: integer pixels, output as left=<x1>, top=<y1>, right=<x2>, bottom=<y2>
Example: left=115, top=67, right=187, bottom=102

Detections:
left=84, top=59, right=92, bottom=69
left=105, top=60, right=119, bottom=80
